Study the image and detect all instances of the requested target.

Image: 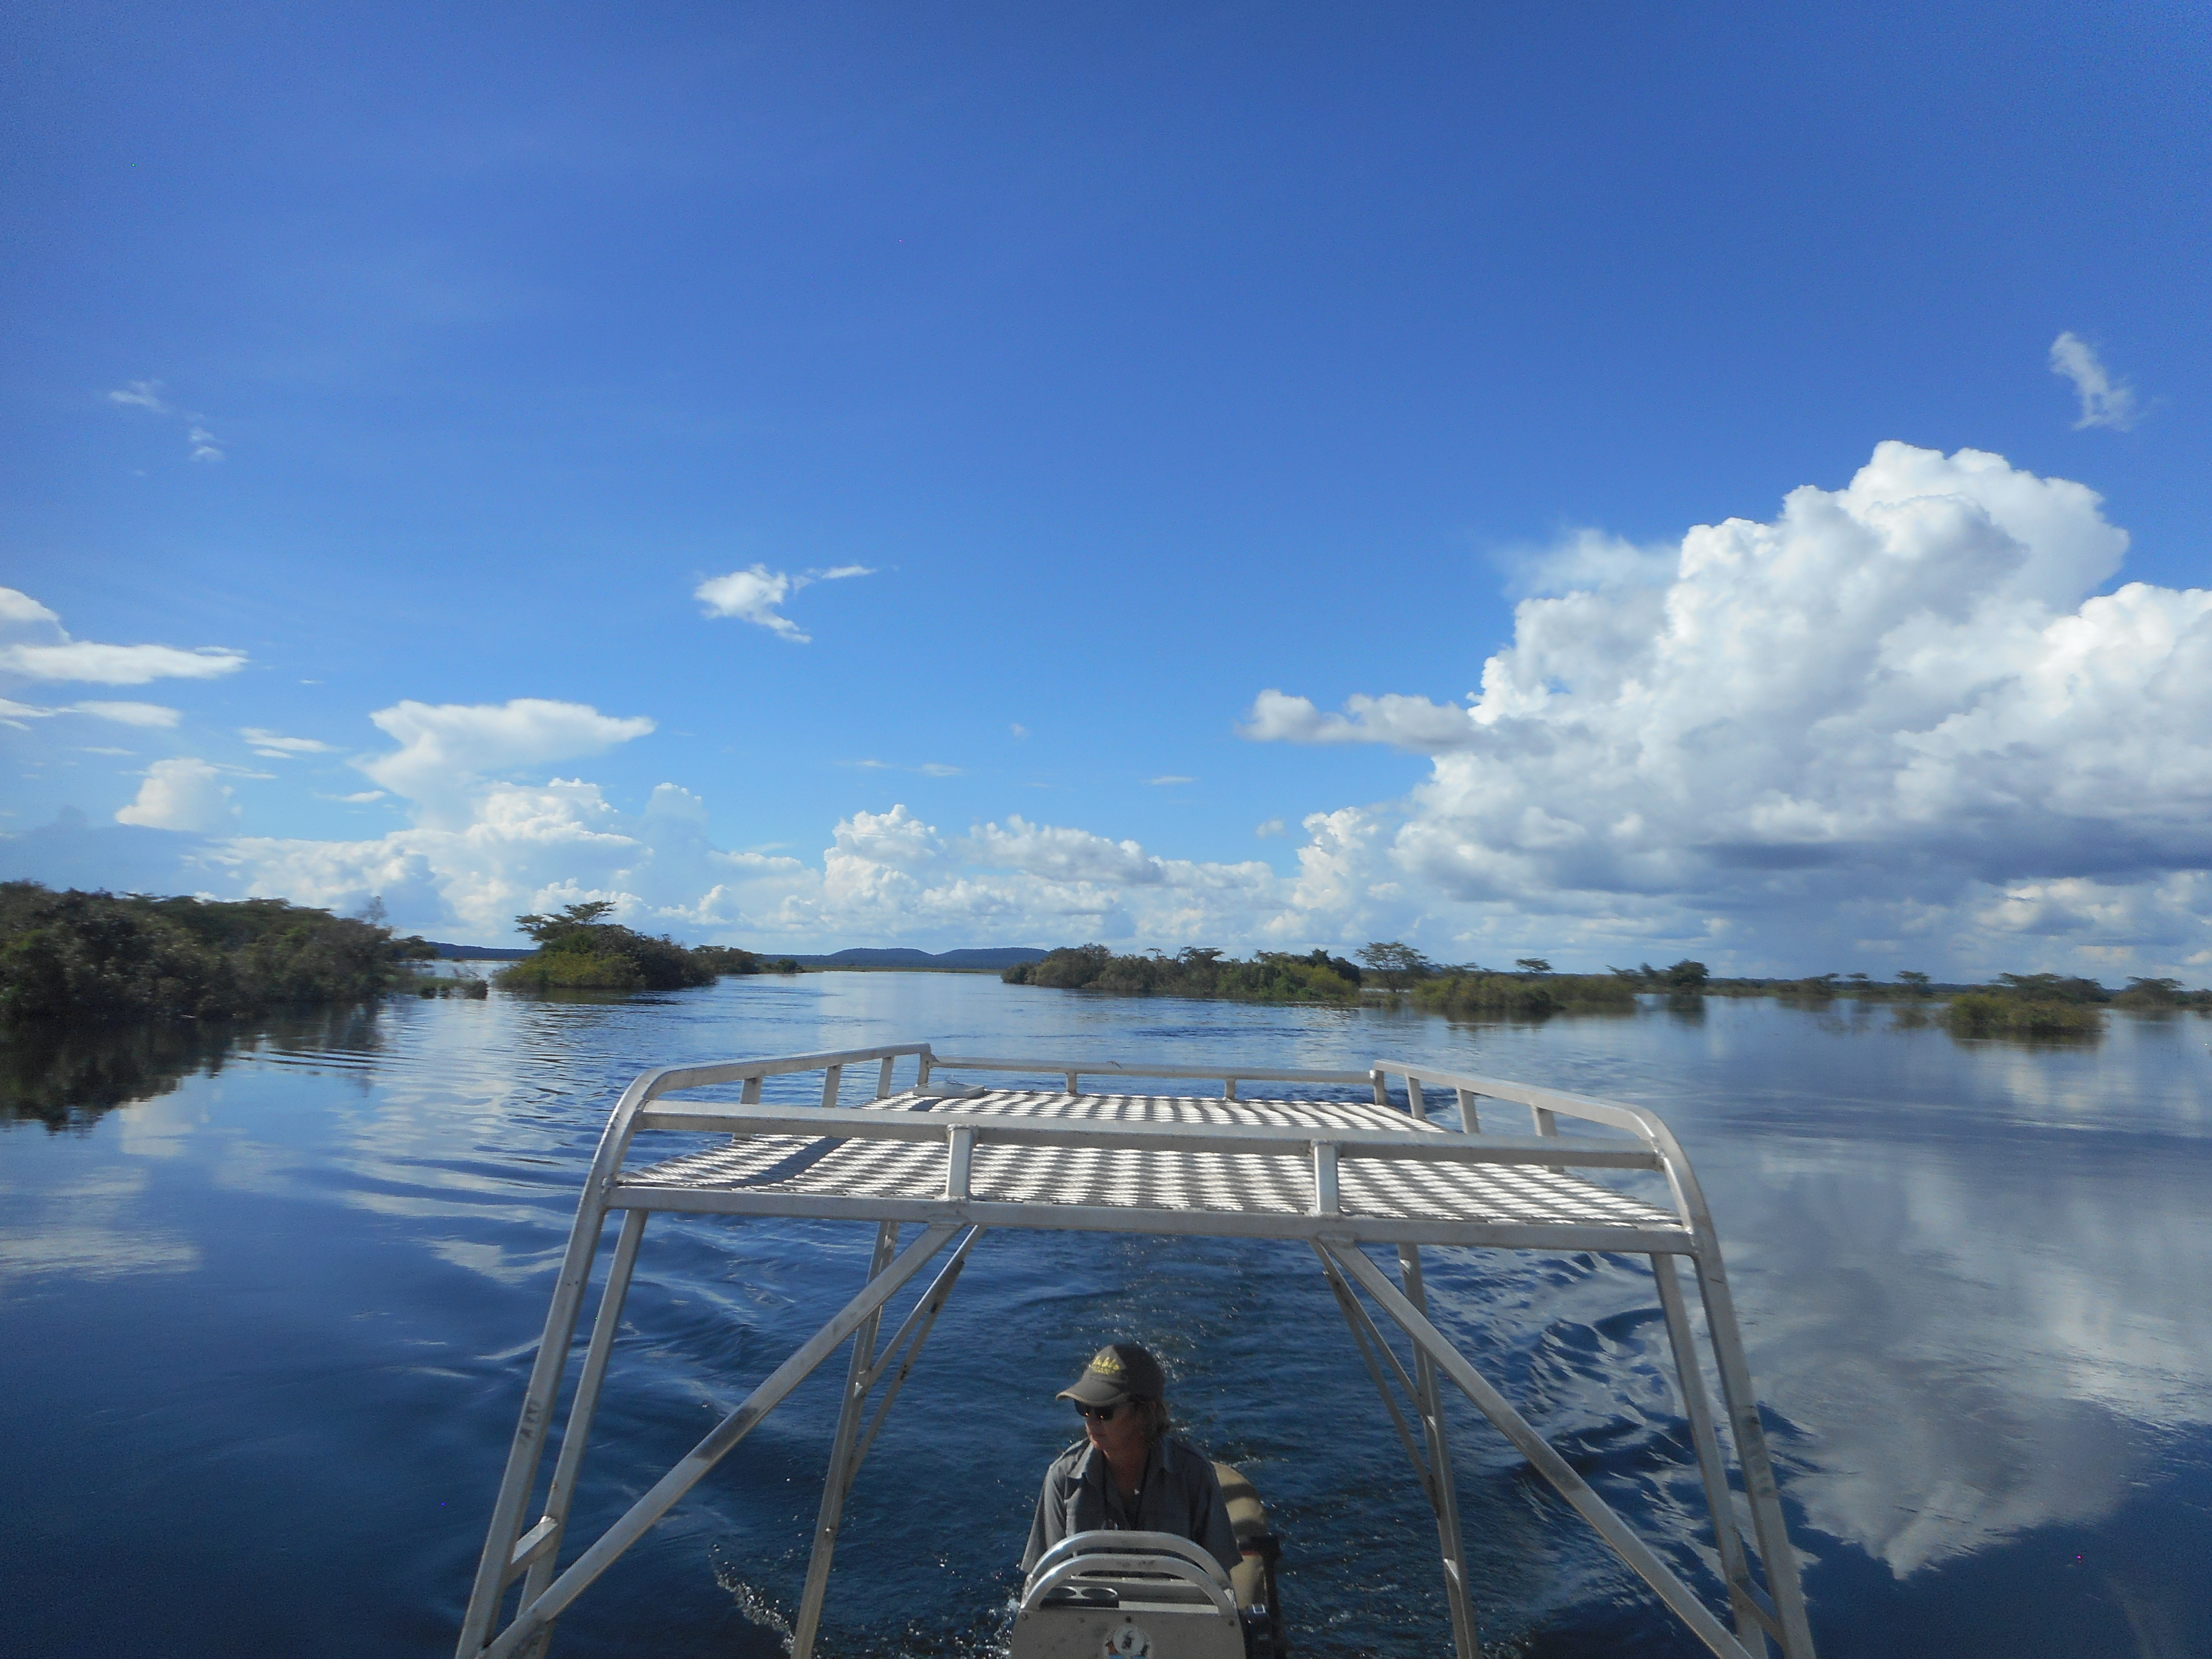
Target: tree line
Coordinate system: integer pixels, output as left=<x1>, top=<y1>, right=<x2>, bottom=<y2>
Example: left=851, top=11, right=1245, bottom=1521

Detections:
left=999, top=935, right=2211, bottom=1032
left=0, top=884, right=808, bottom=1023
left=1001, top=944, right=1366, bottom=1002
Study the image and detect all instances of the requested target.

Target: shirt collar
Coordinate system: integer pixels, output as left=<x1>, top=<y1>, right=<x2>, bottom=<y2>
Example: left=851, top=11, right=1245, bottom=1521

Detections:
left=1079, top=1432, right=1168, bottom=1493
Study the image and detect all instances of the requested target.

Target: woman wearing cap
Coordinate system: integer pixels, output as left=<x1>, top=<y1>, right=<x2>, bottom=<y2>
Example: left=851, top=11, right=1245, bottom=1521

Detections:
left=1019, top=1342, right=1241, bottom=1580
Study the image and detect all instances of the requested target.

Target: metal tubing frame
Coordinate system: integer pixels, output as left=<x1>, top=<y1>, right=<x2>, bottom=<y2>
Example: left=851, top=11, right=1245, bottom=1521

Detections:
left=786, top=1219, right=983, bottom=1656
left=1653, top=1253, right=1772, bottom=1653
left=511, top=1206, right=650, bottom=1659
left=1313, top=1242, right=1481, bottom=1656
left=1370, top=1075, right=1484, bottom=1651
left=458, top=1042, right=1816, bottom=1659
left=1398, top=1244, right=1482, bottom=1659
left=1313, top=1244, right=1434, bottom=1502
left=843, top=1225, right=984, bottom=1475
left=1689, top=1248, right=1814, bottom=1656
left=790, top=1221, right=901, bottom=1657
left=457, top=1064, right=674, bottom=1659
left=464, top=1221, right=962, bottom=1659
left=1322, top=1241, right=1764, bottom=1659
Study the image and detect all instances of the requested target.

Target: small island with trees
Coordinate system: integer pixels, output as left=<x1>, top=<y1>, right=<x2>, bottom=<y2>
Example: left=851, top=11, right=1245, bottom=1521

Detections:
left=494, top=901, right=799, bottom=990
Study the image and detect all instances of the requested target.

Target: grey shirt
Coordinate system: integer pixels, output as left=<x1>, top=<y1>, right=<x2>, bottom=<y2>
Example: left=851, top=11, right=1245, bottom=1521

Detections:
left=1021, top=1433, right=1241, bottom=1580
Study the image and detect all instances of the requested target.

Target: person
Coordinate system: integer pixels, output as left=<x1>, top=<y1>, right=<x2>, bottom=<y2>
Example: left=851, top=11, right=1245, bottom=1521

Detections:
left=1020, top=1342, right=1241, bottom=1581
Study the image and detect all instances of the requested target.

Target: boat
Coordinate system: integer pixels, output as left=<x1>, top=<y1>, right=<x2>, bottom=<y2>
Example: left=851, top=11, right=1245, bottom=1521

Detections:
left=456, top=1042, right=1817, bottom=1659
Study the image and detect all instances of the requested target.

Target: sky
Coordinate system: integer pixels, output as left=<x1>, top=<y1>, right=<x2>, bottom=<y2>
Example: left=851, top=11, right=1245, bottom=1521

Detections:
left=3, top=1, right=2209, bottom=977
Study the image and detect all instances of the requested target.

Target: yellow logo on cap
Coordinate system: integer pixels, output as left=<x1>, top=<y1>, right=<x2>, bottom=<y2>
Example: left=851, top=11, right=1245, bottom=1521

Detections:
left=1091, top=1350, right=1123, bottom=1372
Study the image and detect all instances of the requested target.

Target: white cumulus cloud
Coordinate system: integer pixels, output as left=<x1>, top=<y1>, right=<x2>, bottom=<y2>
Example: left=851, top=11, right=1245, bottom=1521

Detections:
left=241, top=727, right=334, bottom=757
left=693, top=562, right=874, bottom=642
left=23, top=441, right=2212, bottom=979
left=1242, top=689, right=1483, bottom=751
left=359, top=698, right=655, bottom=817
left=1246, top=441, right=2212, bottom=974
left=0, top=698, right=180, bottom=729
left=2048, top=332, right=2139, bottom=431
left=0, top=591, right=61, bottom=626
left=75, top=701, right=182, bottom=727
left=0, top=587, right=246, bottom=684
left=116, top=758, right=240, bottom=833
left=165, top=699, right=667, bottom=933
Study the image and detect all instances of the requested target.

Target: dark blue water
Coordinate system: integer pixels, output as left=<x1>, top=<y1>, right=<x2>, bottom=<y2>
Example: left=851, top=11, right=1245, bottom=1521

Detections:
left=3, top=978, right=2208, bottom=1658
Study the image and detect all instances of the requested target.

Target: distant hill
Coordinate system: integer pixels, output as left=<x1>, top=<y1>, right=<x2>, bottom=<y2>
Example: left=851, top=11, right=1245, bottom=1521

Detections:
left=424, top=941, right=534, bottom=961
left=791, top=947, right=1051, bottom=971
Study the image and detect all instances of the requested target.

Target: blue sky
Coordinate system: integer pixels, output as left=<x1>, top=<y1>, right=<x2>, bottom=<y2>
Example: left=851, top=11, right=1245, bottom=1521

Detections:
left=4, top=2, right=2209, bottom=975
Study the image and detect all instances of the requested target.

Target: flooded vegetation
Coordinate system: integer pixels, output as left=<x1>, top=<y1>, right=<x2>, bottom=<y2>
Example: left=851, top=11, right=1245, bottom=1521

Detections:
left=1001, top=938, right=2211, bottom=1049
left=1413, top=970, right=1636, bottom=1020
left=1001, top=942, right=1366, bottom=1001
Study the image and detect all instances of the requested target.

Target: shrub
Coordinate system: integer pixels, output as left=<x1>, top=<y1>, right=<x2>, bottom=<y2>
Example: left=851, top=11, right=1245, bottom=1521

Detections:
left=1415, top=972, right=1637, bottom=1021
left=1003, top=945, right=1361, bottom=1003
left=692, top=945, right=770, bottom=976
left=1945, top=993, right=2102, bottom=1037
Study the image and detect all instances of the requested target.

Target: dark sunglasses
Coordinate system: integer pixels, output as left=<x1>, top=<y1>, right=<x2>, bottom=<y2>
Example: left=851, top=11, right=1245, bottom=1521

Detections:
left=1073, top=1401, right=1129, bottom=1422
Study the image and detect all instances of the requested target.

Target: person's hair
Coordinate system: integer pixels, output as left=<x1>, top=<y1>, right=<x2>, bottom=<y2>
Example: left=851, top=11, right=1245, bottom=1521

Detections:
left=1131, top=1395, right=1172, bottom=1440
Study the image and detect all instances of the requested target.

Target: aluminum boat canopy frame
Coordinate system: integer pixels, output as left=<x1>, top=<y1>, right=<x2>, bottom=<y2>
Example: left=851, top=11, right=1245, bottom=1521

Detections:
left=457, top=1043, right=1818, bottom=1659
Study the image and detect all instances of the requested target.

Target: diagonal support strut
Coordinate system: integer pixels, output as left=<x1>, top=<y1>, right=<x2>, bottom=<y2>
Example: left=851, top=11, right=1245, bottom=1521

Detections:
left=471, top=1221, right=963, bottom=1659
left=1320, top=1242, right=1760, bottom=1659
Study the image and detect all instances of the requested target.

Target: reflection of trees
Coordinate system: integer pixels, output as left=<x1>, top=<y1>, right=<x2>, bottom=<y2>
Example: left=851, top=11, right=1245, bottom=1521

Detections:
left=0, top=1006, right=385, bottom=1132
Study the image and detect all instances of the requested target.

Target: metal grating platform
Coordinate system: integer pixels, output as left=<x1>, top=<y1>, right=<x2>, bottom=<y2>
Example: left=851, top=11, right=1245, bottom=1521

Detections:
left=623, top=1089, right=1684, bottom=1236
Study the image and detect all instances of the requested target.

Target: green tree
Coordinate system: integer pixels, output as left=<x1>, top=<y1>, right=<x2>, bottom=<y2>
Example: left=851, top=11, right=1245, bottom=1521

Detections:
left=514, top=900, right=617, bottom=943
left=1997, top=972, right=2107, bottom=1004
left=1358, top=941, right=1434, bottom=991
left=1514, top=957, right=1552, bottom=974
left=1663, top=959, right=1709, bottom=991
left=2115, top=976, right=2184, bottom=1008
left=1896, top=970, right=1932, bottom=995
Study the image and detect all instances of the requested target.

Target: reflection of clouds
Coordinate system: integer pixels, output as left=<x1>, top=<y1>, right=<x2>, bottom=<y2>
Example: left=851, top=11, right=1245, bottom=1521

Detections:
left=425, top=1238, right=567, bottom=1285
left=116, top=1094, right=205, bottom=1158
left=1963, top=1016, right=2212, bottom=1132
left=0, top=1224, right=200, bottom=1282
left=1400, top=1000, right=2212, bottom=1589
left=1694, top=1106, right=2212, bottom=1574
left=0, top=1165, right=200, bottom=1285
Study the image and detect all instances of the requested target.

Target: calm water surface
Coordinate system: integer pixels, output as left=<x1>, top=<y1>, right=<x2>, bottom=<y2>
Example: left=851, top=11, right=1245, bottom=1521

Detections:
left=3, top=977, right=2208, bottom=1658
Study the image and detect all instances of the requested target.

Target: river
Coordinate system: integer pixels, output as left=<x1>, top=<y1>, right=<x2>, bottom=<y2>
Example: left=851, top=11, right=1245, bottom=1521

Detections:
left=3, top=975, right=2207, bottom=1658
